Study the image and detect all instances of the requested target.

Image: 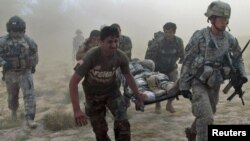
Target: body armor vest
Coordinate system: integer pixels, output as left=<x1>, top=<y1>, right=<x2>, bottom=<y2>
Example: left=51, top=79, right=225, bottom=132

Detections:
left=2, top=37, right=36, bottom=70
left=155, top=38, right=180, bottom=73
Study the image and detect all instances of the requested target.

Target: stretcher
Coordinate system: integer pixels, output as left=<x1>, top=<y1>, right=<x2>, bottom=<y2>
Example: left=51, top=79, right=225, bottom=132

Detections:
left=125, top=80, right=180, bottom=105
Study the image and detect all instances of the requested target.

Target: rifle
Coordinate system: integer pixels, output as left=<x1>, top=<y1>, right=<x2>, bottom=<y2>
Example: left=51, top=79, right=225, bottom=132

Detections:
left=227, top=89, right=245, bottom=105
left=223, top=39, right=249, bottom=105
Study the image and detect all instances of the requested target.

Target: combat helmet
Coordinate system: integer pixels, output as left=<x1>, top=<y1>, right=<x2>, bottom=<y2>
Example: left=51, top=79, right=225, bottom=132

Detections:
left=205, top=1, right=231, bottom=18
left=6, top=16, right=26, bottom=33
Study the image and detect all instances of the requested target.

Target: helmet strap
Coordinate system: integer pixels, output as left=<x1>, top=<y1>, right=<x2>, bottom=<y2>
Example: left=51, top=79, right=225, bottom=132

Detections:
left=227, top=25, right=231, bottom=32
left=210, top=16, right=227, bottom=32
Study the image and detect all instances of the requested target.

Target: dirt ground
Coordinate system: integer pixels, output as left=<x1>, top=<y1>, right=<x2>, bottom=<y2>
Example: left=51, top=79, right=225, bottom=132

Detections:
left=0, top=43, right=250, bottom=141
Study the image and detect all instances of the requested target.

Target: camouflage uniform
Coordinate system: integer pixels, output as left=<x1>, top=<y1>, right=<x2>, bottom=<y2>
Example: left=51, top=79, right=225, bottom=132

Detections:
left=75, top=47, right=131, bottom=141
left=75, top=30, right=100, bottom=61
left=145, top=32, right=184, bottom=77
left=111, top=23, right=133, bottom=60
left=180, top=1, right=248, bottom=141
left=117, top=34, right=133, bottom=107
left=180, top=27, right=247, bottom=141
left=118, top=35, right=133, bottom=60
left=145, top=29, right=184, bottom=113
left=0, top=34, right=38, bottom=120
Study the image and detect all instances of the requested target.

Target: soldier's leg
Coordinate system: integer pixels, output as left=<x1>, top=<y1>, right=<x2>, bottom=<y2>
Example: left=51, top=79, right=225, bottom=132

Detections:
left=5, top=72, right=20, bottom=117
left=20, top=71, right=36, bottom=121
left=191, top=79, right=214, bottom=141
left=208, top=86, right=220, bottom=114
left=166, top=69, right=178, bottom=113
left=85, top=98, right=111, bottom=141
left=107, top=91, right=130, bottom=141
left=155, top=102, right=161, bottom=114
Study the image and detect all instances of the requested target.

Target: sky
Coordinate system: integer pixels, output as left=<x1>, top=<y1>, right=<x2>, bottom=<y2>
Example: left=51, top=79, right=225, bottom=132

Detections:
left=0, top=0, right=250, bottom=59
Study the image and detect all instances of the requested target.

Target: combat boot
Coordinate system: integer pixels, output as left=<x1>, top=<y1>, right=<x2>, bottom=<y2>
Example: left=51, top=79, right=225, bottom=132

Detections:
left=185, top=127, right=196, bottom=141
left=26, top=119, right=38, bottom=129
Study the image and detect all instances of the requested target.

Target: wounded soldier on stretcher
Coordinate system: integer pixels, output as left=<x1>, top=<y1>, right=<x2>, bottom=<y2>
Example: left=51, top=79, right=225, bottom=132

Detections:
left=120, top=58, right=179, bottom=105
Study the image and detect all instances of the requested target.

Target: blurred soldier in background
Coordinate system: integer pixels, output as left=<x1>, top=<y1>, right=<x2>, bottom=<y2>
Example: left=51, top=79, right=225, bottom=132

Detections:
left=75, top=29, right=100, bottom=62
left=145, top=22, right=184, bottom=113
left=111, top=23, right=133, bottom=108
left=0, top=16, right=39, bottom=128
left=72, top=29, right=84, bottom=65
left=111, top=23, right=133, bottom=60
left=179, top=1, right=248, bottom=141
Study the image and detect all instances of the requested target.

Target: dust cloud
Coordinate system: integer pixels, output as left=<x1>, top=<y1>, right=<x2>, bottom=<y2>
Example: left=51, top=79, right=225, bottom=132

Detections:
left=0, top=1, right=250, bottom=140
left=0, top=0, right=250, bottom=60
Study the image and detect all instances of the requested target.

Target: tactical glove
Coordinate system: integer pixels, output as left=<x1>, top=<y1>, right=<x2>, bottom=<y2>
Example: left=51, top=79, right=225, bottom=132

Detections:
left=31, top=67, right=36, bottom=73
left=133, top=94, right=144, bottom=112
left=241, top=76, right=248, bottom=84
left=180, top=90, right=192, bottom=100
left=233, top=76, right=248, bottom=91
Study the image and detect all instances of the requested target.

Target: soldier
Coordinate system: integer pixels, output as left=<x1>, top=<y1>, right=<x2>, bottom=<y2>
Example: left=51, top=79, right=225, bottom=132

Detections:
left=145, top=22, right=184, bottom=113
left=111, top=23, right=133, bottom=107
left=69, top=26, right=144, bottom=141
left=179, top=1, right=248, bottom=141
left=72, top=29, right=84, bottom=64
left=0, top=16, right=38, bottom=128
left=75, top=29, right=100, bottom=62
left=111, top=23, right=133, bottom=60
left=124, top=58, right=179, bottom=104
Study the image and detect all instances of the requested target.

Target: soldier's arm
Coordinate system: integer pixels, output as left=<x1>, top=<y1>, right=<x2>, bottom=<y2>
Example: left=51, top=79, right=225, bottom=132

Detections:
left=178, top=38, right=185, bottom=64
left=179, top=32, right=201, bottom=90
left=120, top=51, right=139, bottom=95
left=69, top=72, right=88, bottom=126
left=122, top=36, right=132, bottom=59
left=32, top=41, right=39, bottom=65
left=76, top=47, right=85, bottom=61
left=0, top=38, right=7, bottom=66
left=145, top=40, right=159, bottom=61
left=230, top=38, right=247, bottom=78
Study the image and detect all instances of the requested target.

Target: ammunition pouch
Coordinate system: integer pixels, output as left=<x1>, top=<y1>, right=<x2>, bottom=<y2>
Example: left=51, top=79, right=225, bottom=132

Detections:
left=221, top=66, right=231, bottom=80
left=207, top=68, right=223, bottom=88
left=192, top=59, right=224, bottom=88
left=198, top=61, right=222, bottom=83
left=4, top=56, right=36, bottom=71
left=191, top=56, right=205, bottom=76
left=198, top=65, right=213, bottom=83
